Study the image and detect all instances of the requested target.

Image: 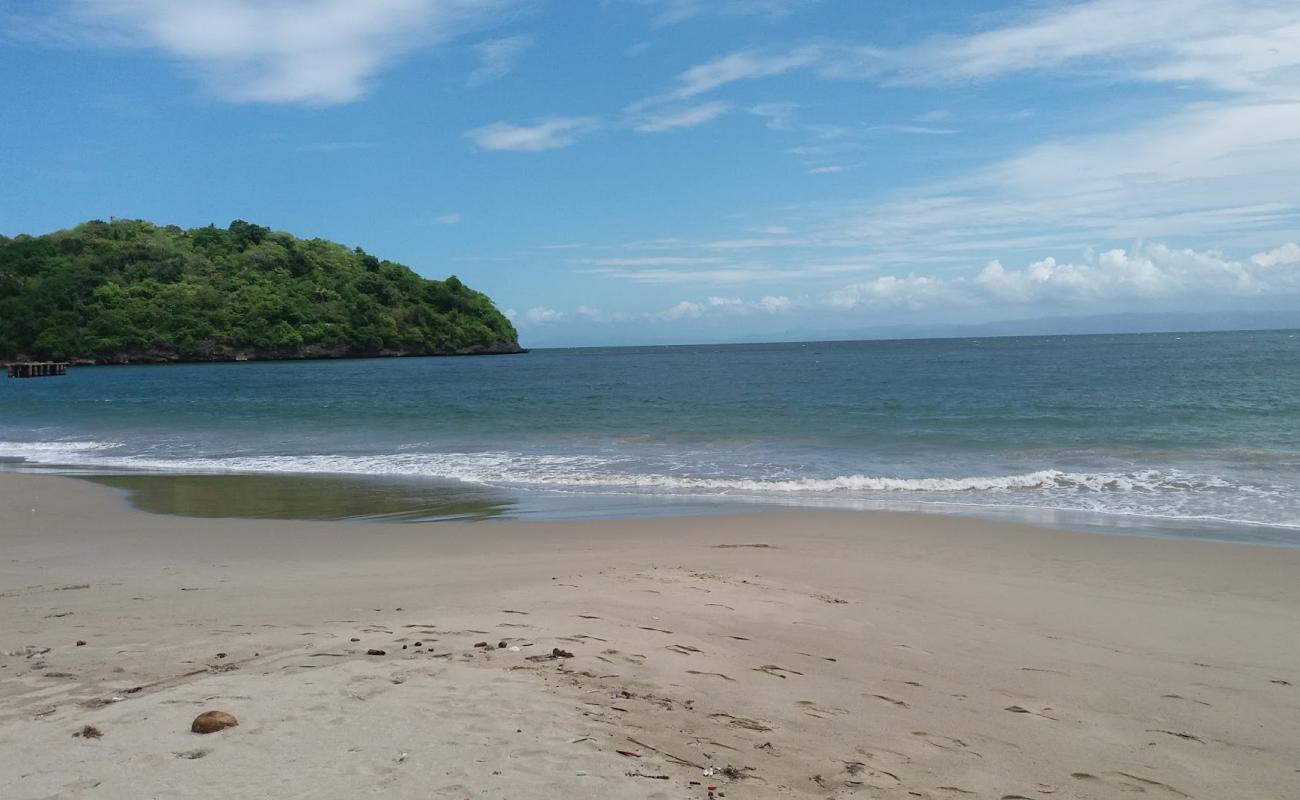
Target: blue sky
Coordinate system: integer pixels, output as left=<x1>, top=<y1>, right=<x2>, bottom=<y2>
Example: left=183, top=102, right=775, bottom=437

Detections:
left=3, top=0, right=1299, bottom=346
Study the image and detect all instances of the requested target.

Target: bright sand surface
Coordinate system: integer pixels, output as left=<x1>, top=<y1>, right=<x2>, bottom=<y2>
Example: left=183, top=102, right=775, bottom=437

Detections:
left=2, top=474, right=1298, bottom=799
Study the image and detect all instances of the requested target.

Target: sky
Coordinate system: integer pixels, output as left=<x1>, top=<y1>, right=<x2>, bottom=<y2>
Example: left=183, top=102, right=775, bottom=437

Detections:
left=2, top=0, right=1300, bottom=347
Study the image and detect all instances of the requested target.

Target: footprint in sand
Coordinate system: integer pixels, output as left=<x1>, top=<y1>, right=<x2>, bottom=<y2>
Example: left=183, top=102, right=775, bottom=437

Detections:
left=812, top=761, right=902, bottom=793
left=710, top=712, right=773, bottom=732
left=1072, top=771, right=1191, bottom=798
left=754, top=664, right=803, bottom=679
left=666, top=644, right=701, bottom=655
left=796, top=651, right=837, bottom=662
left=796, top=700, right=848, bottom=718
left=1004, top=704, right=1057, bottom=720
left=686, top=670, right=736, bottom=681
left=912, top=731, right=982, bottom=758
left=868, top=694, right=909, bottom=709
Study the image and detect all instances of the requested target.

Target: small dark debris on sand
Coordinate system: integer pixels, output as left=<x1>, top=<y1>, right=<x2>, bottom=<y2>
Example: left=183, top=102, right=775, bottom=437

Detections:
left=73, top=724, right=102, bottom=739
left=367, top=649, right=386, bottom=656
left=526, top=647, right=575, bottom=662
left=191, top=710, right=238, bottom=734
left=720, top=765, right=754, bottom=780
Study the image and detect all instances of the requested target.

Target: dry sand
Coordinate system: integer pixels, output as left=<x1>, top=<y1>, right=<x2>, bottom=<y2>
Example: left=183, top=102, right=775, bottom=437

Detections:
left=2, top=473, right=1298, bottom=799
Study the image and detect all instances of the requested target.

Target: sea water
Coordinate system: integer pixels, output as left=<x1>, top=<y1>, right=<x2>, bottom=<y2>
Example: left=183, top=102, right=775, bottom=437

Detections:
left=2, top=330, right=1298, bottom=543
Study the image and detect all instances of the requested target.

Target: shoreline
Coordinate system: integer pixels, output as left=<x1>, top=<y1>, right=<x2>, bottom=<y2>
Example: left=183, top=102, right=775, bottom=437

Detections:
left=51, top=468, right=1300, bottom=548
left=3, top=472, right=1298, bottom=798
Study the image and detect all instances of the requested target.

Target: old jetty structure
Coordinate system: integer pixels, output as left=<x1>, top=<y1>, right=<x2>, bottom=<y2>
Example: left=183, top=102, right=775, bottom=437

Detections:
left=6, top=362, right=69, bottom=378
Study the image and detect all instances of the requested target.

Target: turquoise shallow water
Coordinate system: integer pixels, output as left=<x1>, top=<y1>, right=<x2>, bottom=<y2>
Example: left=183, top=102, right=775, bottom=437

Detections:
left=2, top=330, right=1299, bottom=542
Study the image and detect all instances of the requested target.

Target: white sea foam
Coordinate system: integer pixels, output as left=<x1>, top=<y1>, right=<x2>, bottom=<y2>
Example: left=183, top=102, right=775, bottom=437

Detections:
left=0, top=442, right=1250, bottom=493
left=3, top=441, right=1293, bottom=529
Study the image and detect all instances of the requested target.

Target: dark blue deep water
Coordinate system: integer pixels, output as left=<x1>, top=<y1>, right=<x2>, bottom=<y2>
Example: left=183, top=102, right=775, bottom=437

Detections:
left=3, top=330, right=1299, bottom=542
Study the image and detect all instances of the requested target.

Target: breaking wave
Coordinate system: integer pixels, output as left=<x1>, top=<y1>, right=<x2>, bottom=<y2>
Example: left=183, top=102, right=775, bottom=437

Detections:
left=4, top=439, right=1296, bottom=532
left=0, top=441, right=1242, bottom=493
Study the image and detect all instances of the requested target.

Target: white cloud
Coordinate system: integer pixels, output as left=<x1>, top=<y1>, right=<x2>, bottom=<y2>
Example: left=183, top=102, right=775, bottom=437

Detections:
left=653, top=294, right=797, bottom=320
left=580, top=256, right=728, bottom=266
left=522, top=306, right=564, bottom=324
left=872, top=125, right=958, bottom=136
left=582, top=260, right=869, bottom=286
left=821, top=99, right=1300, bottom=264
left=435, top=212, right=462, bottom=225
left=807, top=165, right=843, bottom=174
left=467, top=34, right=531, bottom=86
left=633, top=101, right=730, bottom=133
left=656, top=2, right=1300, bottom=105
left=635, top=0, right=817, bottom=26
left=896, top=0, right=1300, bottom=98
left=659, top=300, right=705, bottom=320
left=826, top=242, right=1300, bottom=310
left=670, top=47, right=823, bottom=98
left=749, top=102, right=847, bottom=139
left=464, top=116, right=602, bottom=151
left=1250, top=242, right=1300, bottom=267
left=44, top=0, right=519, bottom=105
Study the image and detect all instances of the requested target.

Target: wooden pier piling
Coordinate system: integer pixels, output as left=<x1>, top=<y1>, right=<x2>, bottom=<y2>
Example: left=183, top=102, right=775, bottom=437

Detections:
left=6, top=362, right=69, bottom=378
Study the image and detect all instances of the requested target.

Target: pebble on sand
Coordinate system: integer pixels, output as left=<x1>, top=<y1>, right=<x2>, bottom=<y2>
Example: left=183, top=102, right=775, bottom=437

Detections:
left=191, top=711, right=238, bottom=734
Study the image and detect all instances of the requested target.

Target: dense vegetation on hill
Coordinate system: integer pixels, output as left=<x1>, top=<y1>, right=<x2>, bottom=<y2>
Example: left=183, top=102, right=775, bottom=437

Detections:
left=0, top=219, right=522, bottom=363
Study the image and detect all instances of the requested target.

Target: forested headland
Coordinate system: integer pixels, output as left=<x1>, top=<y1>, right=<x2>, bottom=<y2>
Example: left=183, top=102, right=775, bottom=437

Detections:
left=0, top=219, right=523, bottom=364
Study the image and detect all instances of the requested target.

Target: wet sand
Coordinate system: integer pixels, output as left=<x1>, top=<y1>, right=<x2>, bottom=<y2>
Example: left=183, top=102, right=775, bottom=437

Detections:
left=2, top=473, right=1298, bottom=799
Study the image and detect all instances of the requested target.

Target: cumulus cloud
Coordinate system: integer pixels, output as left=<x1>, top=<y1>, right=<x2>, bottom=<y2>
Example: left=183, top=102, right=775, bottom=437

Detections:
left=656, top=294, right=796, bottom=320
left=34, top=0, right=520, bottom=105
left=464, top=116, right=602, bottom=151
left=826, top=243, right=1300, bottom=310
left=1251, top=242, right=1300, bottom=266
left=522, top=306, right=564, bottom=324
left=467, top=34, right=531, bottom=86
left=659, top=300, right=705, bottom=320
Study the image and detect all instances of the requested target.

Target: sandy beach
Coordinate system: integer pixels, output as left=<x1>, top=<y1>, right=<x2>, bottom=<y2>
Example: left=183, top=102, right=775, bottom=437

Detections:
left=2, top=473, right=1298, bottom=799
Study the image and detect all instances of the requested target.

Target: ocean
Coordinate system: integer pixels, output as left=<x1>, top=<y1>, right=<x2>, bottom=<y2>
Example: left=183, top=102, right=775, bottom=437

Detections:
left=3, top=330, right=1298, bottom=544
